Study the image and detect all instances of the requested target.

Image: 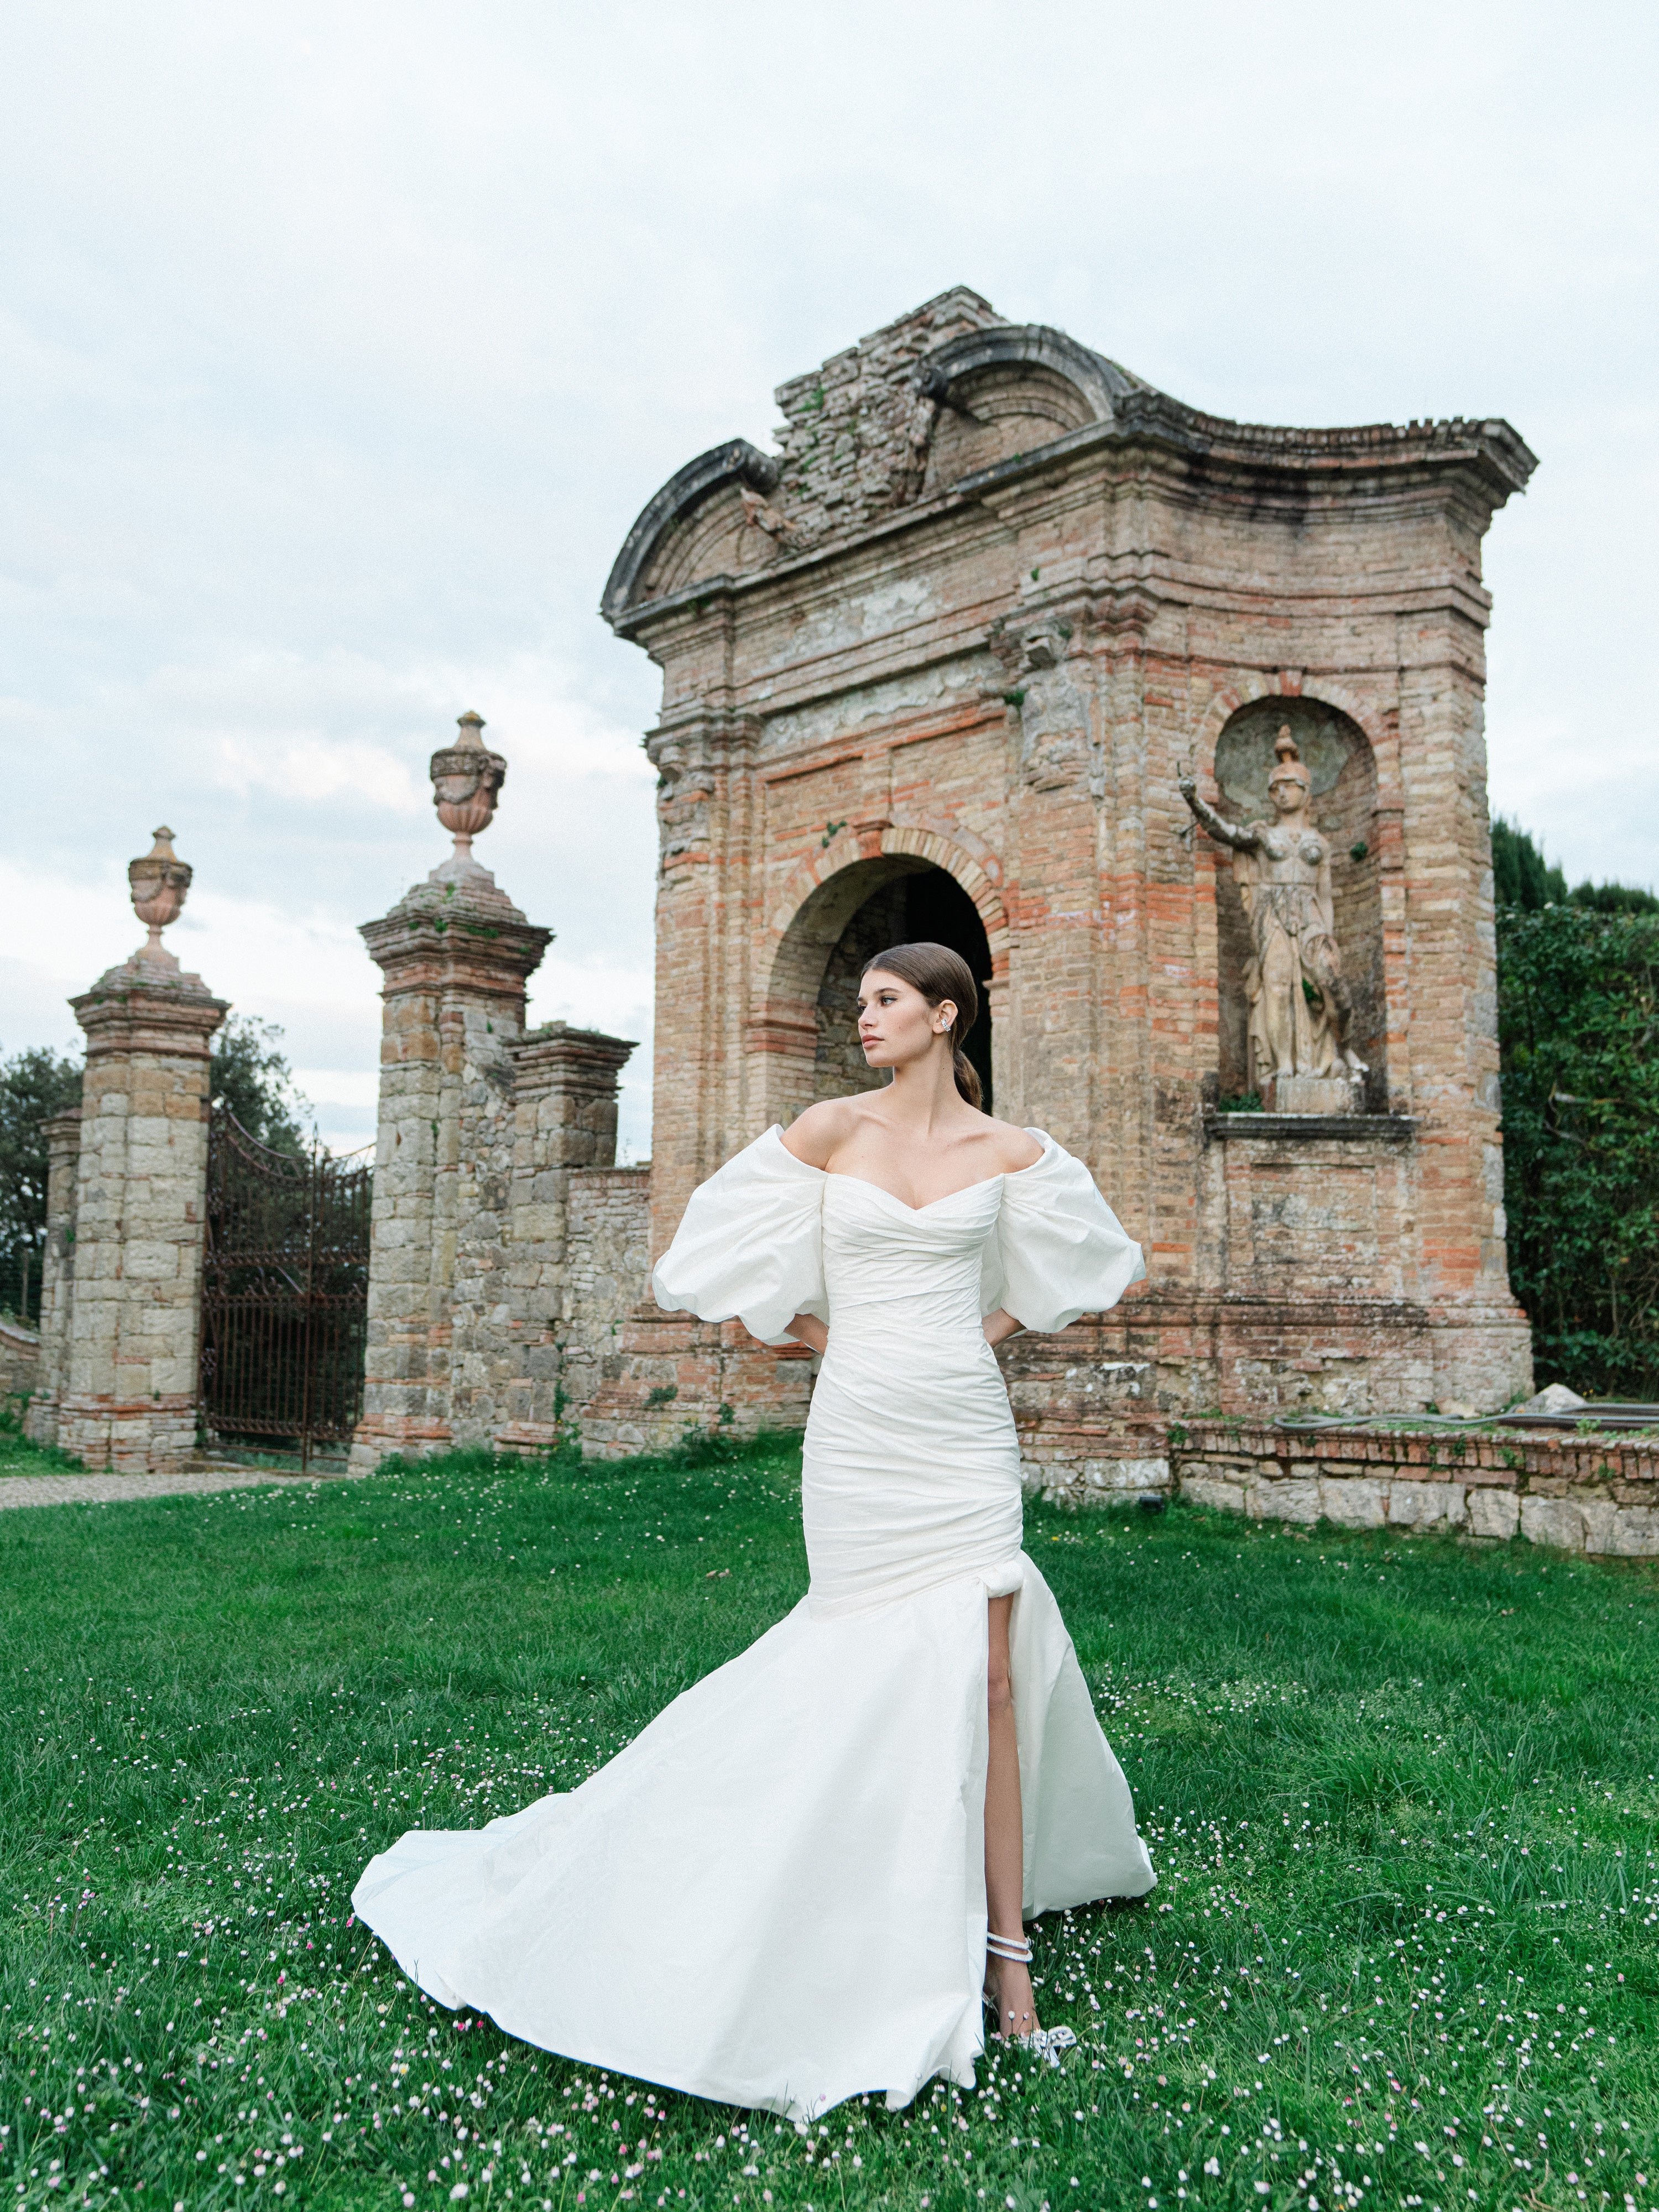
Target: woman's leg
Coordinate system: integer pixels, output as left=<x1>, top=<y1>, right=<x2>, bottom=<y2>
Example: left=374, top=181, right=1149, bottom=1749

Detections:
left=984, top=1593, right=1039, bottom=2037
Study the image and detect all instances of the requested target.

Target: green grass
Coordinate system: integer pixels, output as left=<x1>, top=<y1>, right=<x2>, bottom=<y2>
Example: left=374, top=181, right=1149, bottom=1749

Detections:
left=2, top=1436, right=1656, bottom=2212
left=0, top=1409, right=82, bottom=1477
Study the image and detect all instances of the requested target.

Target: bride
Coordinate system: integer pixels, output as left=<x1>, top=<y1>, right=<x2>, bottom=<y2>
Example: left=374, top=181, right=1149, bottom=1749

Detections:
left=353, top=941, right=1156, bottom=2120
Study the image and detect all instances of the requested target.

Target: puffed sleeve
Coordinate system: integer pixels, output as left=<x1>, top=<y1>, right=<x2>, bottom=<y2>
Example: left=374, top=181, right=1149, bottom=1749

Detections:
left=651, top=1125, right=827, bottom=1347
left=983, top=1130, right=1146, bottom=1331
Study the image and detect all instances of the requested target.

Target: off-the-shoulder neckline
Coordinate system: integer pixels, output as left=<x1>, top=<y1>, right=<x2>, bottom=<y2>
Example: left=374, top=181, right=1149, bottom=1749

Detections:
left=763, top=1125, right=1055, bottom=1214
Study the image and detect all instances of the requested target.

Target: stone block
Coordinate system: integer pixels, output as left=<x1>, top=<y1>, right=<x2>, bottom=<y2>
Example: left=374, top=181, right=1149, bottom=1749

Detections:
left=1080, top=1455, right=1171, bottom=1496
left=1269, top=1076, right=1360, bottom=1116
left=1519, top=1495, right=1588, bottom=1551
left=1178, top=1470, right=1248, bottom=1515
left=1468, top=1486, right=1520, bottom=1540
left=1576, top=1500, right=1620, bottom=1556
left=1250, top=1475, right=1322, bottom=1524
left=1605, top=1506, right=1659, bottom=1558
left=1318, top=1475, right=1388, bottom=1528
left=1386, top=1481, right=1466, bottom=1530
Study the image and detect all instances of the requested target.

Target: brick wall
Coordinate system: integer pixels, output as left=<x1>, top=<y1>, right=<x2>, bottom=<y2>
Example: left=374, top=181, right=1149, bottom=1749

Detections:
left=583, top=295, right=1537, bottom=1457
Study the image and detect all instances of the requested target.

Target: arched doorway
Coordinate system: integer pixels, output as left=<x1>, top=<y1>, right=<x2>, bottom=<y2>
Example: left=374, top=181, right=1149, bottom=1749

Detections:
left=813, top=862, right=994, bottom=1109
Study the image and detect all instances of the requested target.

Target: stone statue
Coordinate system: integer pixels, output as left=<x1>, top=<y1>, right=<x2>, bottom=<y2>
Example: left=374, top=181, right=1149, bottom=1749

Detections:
left=1179, top=727, right=1366, bottom=1097
left=429, top=710, right=507, bottom=875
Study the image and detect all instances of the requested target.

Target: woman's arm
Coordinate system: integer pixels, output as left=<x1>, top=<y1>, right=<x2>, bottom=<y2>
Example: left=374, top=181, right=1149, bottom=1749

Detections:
left=982, top=1308, right=1024, bottom=1348
left=785, top=1312, right=829, bottom=1354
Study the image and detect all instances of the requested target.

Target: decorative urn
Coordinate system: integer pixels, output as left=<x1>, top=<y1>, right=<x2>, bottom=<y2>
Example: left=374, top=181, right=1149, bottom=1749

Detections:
left=429, top=710, right=508, bottom=866
left=127, top=826, right=193, bottom=968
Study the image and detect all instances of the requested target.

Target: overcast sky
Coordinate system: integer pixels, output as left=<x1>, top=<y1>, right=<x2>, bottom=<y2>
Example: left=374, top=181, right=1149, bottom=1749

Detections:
left=4, top=1, right=1655, bottom=1153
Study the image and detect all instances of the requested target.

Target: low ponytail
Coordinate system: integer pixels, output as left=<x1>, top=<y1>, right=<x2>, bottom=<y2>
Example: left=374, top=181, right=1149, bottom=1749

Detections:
left=950, top=1041, right=983, bottom=1111
left=860, top=941, right=984, bottom=1109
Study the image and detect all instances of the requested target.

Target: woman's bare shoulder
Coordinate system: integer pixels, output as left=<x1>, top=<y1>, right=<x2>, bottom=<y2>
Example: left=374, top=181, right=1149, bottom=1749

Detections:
left=974, top=1114, right=1043, bottom=1172
left=778, top=1098, right=862, bottom=1169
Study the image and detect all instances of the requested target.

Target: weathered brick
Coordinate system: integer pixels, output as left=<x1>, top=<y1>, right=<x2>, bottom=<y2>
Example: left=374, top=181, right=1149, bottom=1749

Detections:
left=582, top=291, right=1536, bottom=1455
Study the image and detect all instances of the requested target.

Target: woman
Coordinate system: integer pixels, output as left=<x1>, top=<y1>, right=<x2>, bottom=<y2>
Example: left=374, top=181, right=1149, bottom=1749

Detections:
left=352, top=941, right=1155, bottom=2121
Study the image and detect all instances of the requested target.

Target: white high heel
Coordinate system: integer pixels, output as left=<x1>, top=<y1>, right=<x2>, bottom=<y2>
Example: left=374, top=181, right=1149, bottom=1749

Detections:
left=982, top=1932, right=1078, bottom=2065
left=982, top=1929, right=1084, bottom=2062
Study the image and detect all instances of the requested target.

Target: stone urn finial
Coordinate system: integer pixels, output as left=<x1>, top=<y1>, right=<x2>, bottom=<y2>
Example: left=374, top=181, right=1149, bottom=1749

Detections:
left=127, top=826, right=192, bottom=970
left=429, top=710, right=508, bottom=870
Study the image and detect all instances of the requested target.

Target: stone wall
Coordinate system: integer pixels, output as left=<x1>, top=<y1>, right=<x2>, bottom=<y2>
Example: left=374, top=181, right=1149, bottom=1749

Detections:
left=559, top=1167, right=651, bottom=1432
left=0, top=1317, right=40, bottom=1405
left=1024, top=1414, right=1659, bottom=1561
left=22, top=1109, right=80, bottom=1442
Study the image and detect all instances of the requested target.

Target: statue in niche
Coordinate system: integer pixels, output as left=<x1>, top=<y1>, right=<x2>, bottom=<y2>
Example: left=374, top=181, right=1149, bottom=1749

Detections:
left=1180, top=728, right=1367, bottom=1093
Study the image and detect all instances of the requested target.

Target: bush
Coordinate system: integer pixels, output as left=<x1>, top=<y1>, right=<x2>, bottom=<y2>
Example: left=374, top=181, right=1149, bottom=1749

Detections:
left=1498, top=901, right=1659, bottom=1395
left=0, top=1045, right=82, bottom=1323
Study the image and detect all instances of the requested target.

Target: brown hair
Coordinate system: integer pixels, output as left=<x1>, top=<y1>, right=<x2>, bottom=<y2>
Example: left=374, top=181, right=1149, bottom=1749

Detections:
left=860, top=941, right=983, bottom=1110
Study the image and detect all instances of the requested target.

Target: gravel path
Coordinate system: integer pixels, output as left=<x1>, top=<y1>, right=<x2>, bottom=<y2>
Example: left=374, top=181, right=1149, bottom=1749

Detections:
left=0, top=1467, right=360, bottom=1510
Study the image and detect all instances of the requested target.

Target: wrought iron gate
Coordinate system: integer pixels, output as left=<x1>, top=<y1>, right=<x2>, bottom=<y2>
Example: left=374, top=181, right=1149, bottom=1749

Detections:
left=199, top=1110, right=372, bottom=1465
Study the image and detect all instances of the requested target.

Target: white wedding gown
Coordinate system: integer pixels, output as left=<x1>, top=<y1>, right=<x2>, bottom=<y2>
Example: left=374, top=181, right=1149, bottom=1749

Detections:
left=352, top=1127, right=1156, bottom=2120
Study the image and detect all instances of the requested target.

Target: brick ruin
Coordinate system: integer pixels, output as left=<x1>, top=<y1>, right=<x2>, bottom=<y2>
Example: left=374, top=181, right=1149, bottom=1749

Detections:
left=574, top=286, right=1538, bottom=1466
left=33, top=291, right=1654, bottom=1557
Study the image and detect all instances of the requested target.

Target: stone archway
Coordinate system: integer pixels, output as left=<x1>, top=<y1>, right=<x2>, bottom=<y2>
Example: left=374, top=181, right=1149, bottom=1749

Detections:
left=760, top=849, right=999, bottom=1124
left=813, top=864, right=994, bottom=1107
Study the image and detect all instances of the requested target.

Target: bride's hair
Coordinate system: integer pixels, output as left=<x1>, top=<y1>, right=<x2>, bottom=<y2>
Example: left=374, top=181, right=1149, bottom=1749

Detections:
left=861, top=941, right=983, bottom=1110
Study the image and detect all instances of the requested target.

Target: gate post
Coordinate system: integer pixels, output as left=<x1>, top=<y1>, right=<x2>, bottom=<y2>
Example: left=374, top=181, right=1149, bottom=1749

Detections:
left=52, top=830, right=227, bottom=1472
left=351, top=714, right=552, bottom=1469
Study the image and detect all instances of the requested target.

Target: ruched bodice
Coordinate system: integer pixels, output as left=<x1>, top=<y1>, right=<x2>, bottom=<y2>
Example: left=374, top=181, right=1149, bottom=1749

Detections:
left=353, top=1121, right=1155, bottom=2125
left=653, top=1126, right=1146, bottom=1620
left=821, top=1173, right=999, bottom=1344
left=808, top=1176, right=1021, bottom=1618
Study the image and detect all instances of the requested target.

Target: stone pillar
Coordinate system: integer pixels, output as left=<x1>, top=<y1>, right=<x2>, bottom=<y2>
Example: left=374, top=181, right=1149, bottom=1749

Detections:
left=487, top=1024, right=636, bottom=1453
left=22, top=1109, right=82, bottom=1449
left=53, top=830, right=228, bottom=1471
left=351, top=713, right=551, bottom=1469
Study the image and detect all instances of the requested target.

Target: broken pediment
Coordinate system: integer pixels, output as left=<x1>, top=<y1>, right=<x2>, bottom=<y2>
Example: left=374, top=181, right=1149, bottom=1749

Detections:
left=632, top=482, right=786, bottom=605
left=921, top=361, right=1100, bottom=494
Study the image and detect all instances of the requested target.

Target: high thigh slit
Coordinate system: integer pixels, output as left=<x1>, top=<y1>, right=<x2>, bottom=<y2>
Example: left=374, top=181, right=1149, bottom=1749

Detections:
left=352, top=1125, right=1156, bottom=2119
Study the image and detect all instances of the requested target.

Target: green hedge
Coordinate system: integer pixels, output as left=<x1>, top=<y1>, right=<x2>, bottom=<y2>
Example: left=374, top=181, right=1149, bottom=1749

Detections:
left=1498, top=902, right=1659, bottom=1395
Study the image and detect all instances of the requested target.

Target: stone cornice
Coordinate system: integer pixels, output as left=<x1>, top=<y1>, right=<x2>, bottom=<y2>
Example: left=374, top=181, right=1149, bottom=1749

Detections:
left=602, top=438, right=781, bottom=629
left=919, top=321, right=1150, bottom=421
left=72, top=967, right=228, bottom=1060
left=1202, top=1110, right=1418, bottom=1144
left=361, top=881, right=552, bottom=1002
left=608, top=399, right=1537, bottom=649
left=510, top=1022, right=637, bottom=1099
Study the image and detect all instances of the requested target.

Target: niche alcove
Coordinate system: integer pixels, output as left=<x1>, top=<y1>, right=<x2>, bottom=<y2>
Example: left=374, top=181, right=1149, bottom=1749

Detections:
left=1209, top=698, right=1385, bottom=1109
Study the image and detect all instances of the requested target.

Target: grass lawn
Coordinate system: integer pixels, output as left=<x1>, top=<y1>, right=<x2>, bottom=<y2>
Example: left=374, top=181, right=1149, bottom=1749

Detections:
left=0, top=1420, right=86, bottom=1478
left=2, top=1436, right=1656, bottom=2212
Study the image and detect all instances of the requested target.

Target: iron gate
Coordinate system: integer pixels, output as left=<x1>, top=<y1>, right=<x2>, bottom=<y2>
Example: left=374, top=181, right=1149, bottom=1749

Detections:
left=199, top=1109, right=372, bottom=1464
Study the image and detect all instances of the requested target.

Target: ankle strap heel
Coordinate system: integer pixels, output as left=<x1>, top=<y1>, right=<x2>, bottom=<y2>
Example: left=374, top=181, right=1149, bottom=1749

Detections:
left=985, top=1931, right=1032, bottom=1964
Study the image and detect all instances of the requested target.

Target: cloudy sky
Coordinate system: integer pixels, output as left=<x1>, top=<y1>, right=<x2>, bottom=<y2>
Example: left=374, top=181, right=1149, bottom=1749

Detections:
left=4, top=1, right=1655, bottom=1154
